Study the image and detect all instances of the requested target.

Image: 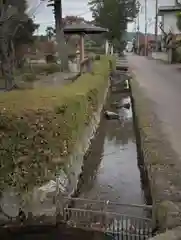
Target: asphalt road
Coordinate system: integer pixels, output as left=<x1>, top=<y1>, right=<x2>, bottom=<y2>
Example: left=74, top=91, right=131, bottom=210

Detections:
left=128, top=54, right=181, bottom=159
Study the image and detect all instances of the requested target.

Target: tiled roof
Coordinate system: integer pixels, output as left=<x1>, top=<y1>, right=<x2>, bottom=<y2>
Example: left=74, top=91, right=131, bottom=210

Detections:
left=158, top=5, right=181, bottom=14
left=64, top=23, right=108, bottom=34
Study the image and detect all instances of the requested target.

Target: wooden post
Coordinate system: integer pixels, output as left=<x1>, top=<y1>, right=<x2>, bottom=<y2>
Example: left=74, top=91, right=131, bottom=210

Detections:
left=80, top=34, right=85, bottom=62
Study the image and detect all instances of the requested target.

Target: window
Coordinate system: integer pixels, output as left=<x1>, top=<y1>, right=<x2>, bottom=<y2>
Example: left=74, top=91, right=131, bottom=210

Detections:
left=176, top=0, right=181, bottom=5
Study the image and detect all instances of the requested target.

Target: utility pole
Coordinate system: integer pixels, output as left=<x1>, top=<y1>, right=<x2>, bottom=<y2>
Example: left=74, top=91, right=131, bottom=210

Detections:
left=56, top=0, right=68, bottom=71
left=154, top=0, right=158, bottom=51
left=144, top=0, right=148, bottom=56
left=48, top=0, right=68, bottom=71
left=54, top=0, right=61, bottom=31
left=136, top=1, right=141, bottom=55
left=137, top=13, right=140, bottom=54
left=134, top=18, right=137, bottom=33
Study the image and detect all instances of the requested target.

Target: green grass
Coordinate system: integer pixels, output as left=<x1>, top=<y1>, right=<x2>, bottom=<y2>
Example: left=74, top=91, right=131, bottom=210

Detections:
left=0, top=56, right=110, bottom=193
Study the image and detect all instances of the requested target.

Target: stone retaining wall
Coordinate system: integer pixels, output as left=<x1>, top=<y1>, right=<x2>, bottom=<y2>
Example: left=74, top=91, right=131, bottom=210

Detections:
left=63, top=81, right=110, bottom=195
left=29, top=80, right=110, bottom=217
left=130, top=79, right=181, bottom=238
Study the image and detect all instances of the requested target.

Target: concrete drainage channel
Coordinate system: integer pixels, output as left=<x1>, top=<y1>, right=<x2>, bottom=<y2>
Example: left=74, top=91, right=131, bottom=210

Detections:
left=0, top=57, right=155, bottom=239
left=58, top=56, right=154, bottom=239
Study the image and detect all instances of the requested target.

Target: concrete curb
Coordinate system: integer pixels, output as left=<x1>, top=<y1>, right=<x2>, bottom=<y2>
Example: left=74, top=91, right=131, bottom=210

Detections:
left=130, top=78, right=181, bottom=235
left=149, top=226, right=181, bottom=240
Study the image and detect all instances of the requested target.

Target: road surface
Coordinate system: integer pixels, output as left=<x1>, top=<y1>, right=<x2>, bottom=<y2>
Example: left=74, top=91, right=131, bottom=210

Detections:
left=128, top=55, right=181, bottom=159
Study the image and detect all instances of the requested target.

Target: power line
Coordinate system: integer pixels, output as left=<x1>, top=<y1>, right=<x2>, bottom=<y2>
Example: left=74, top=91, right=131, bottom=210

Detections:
left=36, top=9, right=92, bottom=25
left=27, top=0, right=48, bottom=18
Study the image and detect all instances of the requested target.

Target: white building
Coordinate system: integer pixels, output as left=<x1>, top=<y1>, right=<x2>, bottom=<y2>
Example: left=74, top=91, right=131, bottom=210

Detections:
left=158, top=0, right=181, bottom=34
left=152, top=1, right=181, bottom=63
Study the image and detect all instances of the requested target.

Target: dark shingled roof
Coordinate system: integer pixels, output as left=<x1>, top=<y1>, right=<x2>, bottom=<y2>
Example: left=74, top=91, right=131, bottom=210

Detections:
left=63, top=23, right=108, bottom=34
left=158, top=5, right=181, bottom=15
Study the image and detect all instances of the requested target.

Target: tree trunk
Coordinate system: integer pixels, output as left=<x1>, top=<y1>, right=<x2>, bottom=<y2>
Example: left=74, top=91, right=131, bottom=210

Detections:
left=0, top=39, right=16, bottom=90
left=55, top=0, right=69, bottom=72
left=56, top=28, right=69, bottom=72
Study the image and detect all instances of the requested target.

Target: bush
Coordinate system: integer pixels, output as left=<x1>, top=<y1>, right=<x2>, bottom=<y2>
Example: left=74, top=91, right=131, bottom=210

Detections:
left=31, top=63, right=60, bottom=75
left=176, top=11, right=181, bottom=32
left=41, top=63, right=60, bottom=74
left=22, top=73, right=37, bottom=82
left=174, top=46, right=181, bottom=63
left=95, top=55, right=101, bottom=60
left=85, top=47, right=105, bottom=55
left=45, top=55, right=56, bottom=63
left=0, top=57, right=110, bottom=192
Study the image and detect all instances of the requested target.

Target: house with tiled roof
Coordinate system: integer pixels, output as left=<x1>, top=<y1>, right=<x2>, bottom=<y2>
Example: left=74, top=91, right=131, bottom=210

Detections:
left=158, top=0, right=181, bottom=35
left=155, top=0, right=181, bottom=63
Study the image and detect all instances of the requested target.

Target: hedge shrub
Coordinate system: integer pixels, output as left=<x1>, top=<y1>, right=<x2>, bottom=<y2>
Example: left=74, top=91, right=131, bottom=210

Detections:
left=0, top=56, right=110, bottom=192
left=30, top=63, right=60, bottom=75
left=21, top=73, right=37, bottom=82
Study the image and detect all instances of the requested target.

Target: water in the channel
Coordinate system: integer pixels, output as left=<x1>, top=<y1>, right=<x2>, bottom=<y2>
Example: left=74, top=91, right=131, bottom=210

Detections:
left=73, top=91, right=150, bottom=218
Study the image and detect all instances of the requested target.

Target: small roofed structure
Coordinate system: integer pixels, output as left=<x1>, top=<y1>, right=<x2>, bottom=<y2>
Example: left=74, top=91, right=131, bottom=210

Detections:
left=64, top=23, right=108, bottom=61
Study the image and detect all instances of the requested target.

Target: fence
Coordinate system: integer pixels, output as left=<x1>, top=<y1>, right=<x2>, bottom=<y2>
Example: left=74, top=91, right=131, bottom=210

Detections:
left=56, top=197, right=153, bottom=239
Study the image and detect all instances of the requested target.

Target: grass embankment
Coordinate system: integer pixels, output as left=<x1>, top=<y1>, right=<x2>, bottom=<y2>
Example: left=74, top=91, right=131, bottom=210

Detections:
left=0, top=56, right=110, bottom=192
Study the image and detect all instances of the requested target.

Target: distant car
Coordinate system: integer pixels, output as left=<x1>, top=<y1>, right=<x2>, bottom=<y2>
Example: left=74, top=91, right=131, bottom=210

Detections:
left=126, top=41, right=133, bottom=52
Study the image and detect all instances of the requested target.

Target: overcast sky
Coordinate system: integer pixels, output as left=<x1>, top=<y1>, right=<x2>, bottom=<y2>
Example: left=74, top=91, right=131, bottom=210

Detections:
left=27, top=0, right=167, bottom=35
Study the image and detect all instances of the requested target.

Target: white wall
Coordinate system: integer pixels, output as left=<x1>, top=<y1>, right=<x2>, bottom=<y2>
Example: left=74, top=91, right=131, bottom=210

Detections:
left=158, top=0, right=176, bottom=7
left=163, top=12, right=180, bottom=34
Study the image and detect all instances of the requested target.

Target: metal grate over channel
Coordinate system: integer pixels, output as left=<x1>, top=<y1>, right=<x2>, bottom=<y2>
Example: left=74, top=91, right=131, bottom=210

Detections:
left=57, top=197, right=153, bottom=239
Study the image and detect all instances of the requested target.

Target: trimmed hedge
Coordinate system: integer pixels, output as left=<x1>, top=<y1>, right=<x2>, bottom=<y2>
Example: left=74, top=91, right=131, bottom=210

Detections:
left=15, top=63, right=61, bottom=79
left=31, top=63, right=60, bottom=75
left=0, top=56, right=110, bottom=192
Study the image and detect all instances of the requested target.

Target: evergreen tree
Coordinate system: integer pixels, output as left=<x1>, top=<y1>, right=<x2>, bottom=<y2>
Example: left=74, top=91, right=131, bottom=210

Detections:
left=0, top=0, right=38, bottom=89
left=89, top=0, right=139, bottom=50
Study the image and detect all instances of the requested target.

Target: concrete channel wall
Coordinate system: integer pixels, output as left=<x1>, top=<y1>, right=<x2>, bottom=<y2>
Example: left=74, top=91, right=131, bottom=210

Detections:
left=130, top=78, right=181, bottom=239
left=63, top=81, right=110, bottom=195
left=32, top=79, right=110, bottom=215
